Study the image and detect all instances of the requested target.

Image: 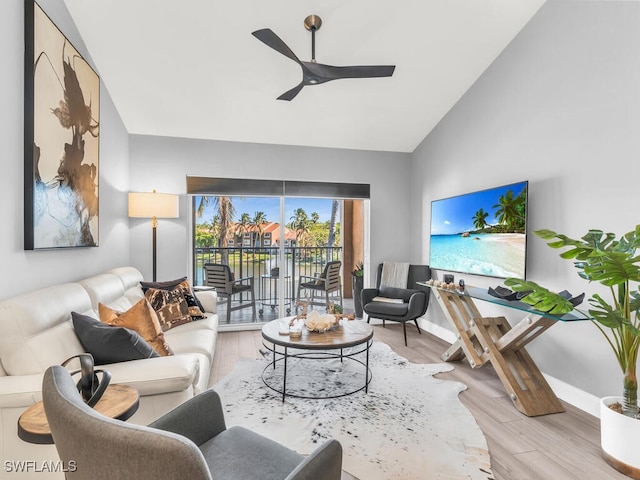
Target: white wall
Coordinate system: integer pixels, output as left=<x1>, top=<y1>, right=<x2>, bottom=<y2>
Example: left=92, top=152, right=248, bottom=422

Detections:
left=0, top=0, right=131, bottom=300
left=128, top=135, right=412, bottom=282
left=411, top=0, right=640, bottom=400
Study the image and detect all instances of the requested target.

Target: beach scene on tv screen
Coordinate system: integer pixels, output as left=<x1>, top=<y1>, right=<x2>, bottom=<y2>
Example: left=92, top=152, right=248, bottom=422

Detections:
left=429, top=181, right=527, bottom=279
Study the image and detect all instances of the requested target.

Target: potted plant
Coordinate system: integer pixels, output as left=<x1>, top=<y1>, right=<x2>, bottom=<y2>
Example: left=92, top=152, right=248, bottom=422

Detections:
left=352, top=262, right=364, bottom=318
left=504, top=226, right=640, bottom=478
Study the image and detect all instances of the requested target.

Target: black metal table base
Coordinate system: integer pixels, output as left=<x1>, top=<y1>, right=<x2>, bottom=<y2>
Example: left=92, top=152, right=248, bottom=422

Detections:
left=261, top=339, right=372, bottom=401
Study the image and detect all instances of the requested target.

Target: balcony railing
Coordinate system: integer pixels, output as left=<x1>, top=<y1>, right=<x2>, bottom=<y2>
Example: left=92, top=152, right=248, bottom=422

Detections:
left=194, top=246, right=343, bottom=313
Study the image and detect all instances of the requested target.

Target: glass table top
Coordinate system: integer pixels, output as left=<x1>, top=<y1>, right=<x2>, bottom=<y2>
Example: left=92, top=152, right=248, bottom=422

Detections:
left=419, top=282, right=591, bottom=322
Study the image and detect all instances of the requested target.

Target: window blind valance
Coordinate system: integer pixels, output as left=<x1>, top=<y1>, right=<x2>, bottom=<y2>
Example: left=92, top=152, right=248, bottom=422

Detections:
left=186, top=176, right=370, bottom=199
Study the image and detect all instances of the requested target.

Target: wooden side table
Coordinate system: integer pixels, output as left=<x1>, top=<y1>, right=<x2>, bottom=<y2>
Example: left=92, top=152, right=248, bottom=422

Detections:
left=423, top=283, right=590, bottom=417
left=18, top=384, right=139, bottom=444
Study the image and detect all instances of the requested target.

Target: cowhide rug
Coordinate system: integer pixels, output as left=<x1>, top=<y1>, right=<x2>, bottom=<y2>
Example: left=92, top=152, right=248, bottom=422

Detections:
left=213, top=341, right=492, bottom=480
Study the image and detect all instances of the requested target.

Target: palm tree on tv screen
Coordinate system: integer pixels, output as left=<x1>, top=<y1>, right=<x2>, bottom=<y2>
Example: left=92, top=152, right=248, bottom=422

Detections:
left=493, top=188, right=526, bottom=231
left=472, top=208, right=489, bottom=231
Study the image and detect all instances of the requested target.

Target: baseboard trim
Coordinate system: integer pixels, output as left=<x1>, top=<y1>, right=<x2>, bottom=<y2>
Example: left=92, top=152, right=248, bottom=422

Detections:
left=542, top=373, right=601, bottom=418
left=417, top=318, right=457, bottom=344
left=218, top=322, right=264, bottom=332
left=420, top=319, right=602, bottom=418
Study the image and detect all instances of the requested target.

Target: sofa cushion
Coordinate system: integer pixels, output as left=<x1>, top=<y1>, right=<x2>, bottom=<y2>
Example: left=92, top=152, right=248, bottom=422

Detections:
left=0, top=283, right=89, bottom=375
left=101, top=355, right=200, bottom=396
left=194, top=289, right=217, bottom=314
left=80, top=273, right=130, bottom=312
left=163, top=314, right=218, bottom=334
left=141, top=277, right=206, bottom=320
left=164, top=328, right=216, bottom=362
left=107, top=267, right=146, bottom=308
left=0, top=374, right=45, bottom=408
left=72, top=312, right=159, bottom=365
left=144, top=288, right=192, bottom=331
left=99, top=299, right=172, bottom=357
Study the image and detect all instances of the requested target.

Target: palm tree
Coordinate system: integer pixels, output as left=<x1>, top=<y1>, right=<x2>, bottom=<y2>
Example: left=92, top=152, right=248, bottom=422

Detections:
left=472, top=208, right=489, bottom=231
left=252, top=211, right=267, bottom=248
left=210, top=215, right=221, bottom=246
left=327, top=200, right=339, bottom=247
left=237, top=212, right=251, bottom=246
left=289, top=208, right=310, bottom=246
left=196, top=196, right=235, bottom=264
left=493, top=189, right=525, bottom=231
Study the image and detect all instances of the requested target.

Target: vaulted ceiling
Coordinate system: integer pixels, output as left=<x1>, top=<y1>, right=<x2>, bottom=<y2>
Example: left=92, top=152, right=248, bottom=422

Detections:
left=63, top=0, right=546, bottom=153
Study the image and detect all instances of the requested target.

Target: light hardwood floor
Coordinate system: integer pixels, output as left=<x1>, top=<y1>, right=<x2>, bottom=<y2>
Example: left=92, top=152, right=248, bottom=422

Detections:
left=208, top=323, right=628, bottom=480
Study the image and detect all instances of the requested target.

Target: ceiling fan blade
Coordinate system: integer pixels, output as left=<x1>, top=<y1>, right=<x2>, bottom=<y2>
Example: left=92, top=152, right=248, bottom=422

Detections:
left=277, top=82, right=305, bottom=101
left=308, top=63, right=395, bottom=80
left=252, top=28, right=300, bottom=64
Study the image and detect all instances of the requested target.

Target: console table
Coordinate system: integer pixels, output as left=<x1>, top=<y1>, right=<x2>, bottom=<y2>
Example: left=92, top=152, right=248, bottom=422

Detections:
left=422, top=283, right=590, bottom=417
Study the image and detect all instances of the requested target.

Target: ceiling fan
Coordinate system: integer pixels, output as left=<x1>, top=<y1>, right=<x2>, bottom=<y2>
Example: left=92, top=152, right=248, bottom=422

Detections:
left=252, top=15, right=395, bottom=101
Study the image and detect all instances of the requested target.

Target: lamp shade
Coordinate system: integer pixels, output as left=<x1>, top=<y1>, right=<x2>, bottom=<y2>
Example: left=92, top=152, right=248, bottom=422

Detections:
left=128, top=192, right=179, bottom=218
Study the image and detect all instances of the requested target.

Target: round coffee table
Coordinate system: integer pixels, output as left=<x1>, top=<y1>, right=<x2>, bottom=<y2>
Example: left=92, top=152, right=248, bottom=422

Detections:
left=261, top=318, right=374, bottom=401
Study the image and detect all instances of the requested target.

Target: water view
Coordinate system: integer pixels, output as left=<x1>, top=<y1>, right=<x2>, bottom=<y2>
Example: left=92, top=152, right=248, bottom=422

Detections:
left=430, top=233, right=526, bottom=278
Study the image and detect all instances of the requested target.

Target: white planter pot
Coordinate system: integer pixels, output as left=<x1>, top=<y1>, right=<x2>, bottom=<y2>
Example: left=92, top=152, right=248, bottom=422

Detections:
left=600, top=396, right=640, bottom=479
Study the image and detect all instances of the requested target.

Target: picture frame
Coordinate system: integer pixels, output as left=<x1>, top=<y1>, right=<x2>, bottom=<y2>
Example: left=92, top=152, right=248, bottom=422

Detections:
left=24, top=0, right=100, bottom=250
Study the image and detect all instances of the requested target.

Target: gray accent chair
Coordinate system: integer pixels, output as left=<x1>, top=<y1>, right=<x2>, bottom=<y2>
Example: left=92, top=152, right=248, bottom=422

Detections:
left=42, top=365, right=343, bottom=480
left=361, top=264, right=431, bottom=346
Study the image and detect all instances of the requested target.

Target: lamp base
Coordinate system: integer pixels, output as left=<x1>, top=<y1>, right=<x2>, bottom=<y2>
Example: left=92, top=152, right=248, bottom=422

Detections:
left=152, top=224, right=157, bottom=282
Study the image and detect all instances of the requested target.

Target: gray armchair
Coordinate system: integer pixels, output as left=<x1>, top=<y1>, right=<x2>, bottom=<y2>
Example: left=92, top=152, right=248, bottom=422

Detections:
left=361, top=264, right=431, bottom=346
left=42, top=365, right=343, bottom=480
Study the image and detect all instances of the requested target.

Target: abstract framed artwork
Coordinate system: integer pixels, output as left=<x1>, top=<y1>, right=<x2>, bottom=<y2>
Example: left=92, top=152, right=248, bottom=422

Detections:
left=24, top=0, right=100, bottom=250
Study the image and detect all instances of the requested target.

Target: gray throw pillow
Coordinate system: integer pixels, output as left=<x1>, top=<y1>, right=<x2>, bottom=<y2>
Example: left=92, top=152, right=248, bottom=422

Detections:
left=72, top=312, right=159, bottom=365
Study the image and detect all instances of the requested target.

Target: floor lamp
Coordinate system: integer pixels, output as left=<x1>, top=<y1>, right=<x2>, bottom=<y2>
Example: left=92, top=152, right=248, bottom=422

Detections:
left=128, top=191, right=179, bottom=282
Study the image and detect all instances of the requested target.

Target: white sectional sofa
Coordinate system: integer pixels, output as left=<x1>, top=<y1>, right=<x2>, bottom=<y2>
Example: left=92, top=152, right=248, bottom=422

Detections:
left=0, top=267, right=218, bottom=479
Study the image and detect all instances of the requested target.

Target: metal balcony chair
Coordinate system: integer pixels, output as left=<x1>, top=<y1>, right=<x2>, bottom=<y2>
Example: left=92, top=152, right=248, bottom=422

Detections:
left=42, top=365, right=343, bottom=480
left=204, top=263, right=256, bottom=322
left=297, top=260, right=343, bottom=310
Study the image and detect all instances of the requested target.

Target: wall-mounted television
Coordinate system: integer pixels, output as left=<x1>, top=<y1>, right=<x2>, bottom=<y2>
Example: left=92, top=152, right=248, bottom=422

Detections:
left=429, top=181, right=528, bottom=280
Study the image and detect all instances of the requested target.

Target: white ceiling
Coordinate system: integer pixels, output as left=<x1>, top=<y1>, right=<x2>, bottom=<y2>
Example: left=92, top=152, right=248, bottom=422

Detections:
left=62, top=0, right=546, bottom=153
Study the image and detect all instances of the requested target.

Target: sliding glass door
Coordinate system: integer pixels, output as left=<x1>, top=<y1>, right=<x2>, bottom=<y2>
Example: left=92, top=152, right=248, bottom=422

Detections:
left=284, top=197, right=342, bottom=315
left=188, top=177, right=368, bottom=328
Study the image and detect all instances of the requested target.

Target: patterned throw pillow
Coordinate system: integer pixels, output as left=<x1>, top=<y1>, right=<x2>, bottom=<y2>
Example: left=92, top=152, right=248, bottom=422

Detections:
left=144, top=287, right=192, bottom=331
left=140, top=277, right=206, bottom=320
left=98, top=299, right=172, bottom=356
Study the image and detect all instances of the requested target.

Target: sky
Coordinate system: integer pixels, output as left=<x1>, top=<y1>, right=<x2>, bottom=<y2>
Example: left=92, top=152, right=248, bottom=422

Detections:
left=194, top=196, right=338, bottom=225
left=430, top=181, right=527, bottom=235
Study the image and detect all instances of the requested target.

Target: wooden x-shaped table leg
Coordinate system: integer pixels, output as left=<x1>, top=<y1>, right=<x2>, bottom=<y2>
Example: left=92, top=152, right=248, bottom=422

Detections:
left=432, top=287, right=564, bottom=417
